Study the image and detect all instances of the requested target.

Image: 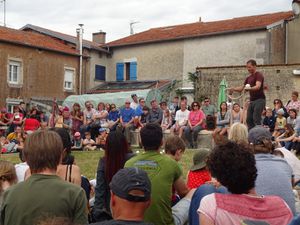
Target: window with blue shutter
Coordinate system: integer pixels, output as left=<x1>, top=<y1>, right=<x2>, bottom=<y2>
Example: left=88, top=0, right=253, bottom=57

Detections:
left=95, top=65, right=106, bottom=81
left=116, top=63, right=124, bottom=81
left=129, top=62, right=137, bottom=80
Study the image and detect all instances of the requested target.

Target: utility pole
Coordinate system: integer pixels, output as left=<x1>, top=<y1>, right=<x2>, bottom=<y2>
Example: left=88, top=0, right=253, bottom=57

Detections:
left=0, top=0, right=6, bottom=26
left=76, top=24, right=84, bottom=95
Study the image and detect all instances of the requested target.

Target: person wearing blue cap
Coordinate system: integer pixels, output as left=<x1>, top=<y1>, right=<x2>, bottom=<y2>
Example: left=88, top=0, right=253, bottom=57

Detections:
left=91, top=167, right=153, bottom=225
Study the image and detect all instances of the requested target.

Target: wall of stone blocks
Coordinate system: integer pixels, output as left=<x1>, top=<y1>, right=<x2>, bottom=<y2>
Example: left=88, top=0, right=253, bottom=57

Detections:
left=195, top=64, right=300, bottom=108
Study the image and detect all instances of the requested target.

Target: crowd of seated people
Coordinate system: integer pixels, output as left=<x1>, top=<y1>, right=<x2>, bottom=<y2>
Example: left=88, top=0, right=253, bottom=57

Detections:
left=1, top=91, right=300, bottom=225
left=1, top=91, right=300, bottom=153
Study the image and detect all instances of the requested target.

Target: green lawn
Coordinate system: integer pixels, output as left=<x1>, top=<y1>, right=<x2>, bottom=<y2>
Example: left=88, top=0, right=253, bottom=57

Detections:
left=0, top=149, right=195, bottom=180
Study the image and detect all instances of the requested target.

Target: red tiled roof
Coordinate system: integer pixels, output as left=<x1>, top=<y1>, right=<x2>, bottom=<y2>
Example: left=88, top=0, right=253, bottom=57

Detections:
left=108, top=11, right=293, bottom=47
left=21, top=24, right=107, bottom=52
left=0, top=26, right=78, bottom=55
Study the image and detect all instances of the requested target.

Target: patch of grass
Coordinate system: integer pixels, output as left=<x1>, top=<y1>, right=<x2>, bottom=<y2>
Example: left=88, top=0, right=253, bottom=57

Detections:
left=0, top=149, right=195, bottom=180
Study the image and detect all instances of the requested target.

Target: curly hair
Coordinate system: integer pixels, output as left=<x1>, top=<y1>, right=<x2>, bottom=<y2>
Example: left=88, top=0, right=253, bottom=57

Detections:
left=207, top=142, right=257, bottom=194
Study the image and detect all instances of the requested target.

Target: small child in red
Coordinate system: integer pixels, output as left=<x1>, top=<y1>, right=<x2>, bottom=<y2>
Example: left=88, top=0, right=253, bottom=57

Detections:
left=187, top=149, right=211, bottom=189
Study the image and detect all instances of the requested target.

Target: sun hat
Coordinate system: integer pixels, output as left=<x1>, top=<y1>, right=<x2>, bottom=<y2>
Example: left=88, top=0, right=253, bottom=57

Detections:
left=190, top=149, right=210, bottom=171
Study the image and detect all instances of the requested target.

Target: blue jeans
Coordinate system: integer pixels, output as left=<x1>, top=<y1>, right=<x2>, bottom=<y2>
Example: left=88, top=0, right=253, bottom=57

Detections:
left=189, top=184, right=228, bottom=225
left=289, top=215, right=300, bottom=225
left=184, top=125, right=202, bottom=147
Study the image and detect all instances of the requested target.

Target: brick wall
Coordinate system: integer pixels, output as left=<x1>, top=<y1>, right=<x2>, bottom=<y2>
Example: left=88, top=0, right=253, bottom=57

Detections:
left=0, top=42, right=83, bottom=106
left=195, top=64, right=300, bottom=107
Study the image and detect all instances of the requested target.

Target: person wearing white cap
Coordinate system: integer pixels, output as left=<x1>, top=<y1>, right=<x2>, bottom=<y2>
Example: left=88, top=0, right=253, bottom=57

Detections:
left=273, top=108, right=287, bottom=138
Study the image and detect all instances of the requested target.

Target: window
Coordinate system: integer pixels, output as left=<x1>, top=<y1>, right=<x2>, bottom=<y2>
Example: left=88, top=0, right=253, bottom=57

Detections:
left=6, top=98, right=23, bottom=113
left=116, top=63, right=124, bottom=81
left=116, top=62, right=137, bottom=81
left=64, top=68, right=75, bottom=91
left=7, top=59, right=22, bottom=86
left=95, top=65, right=106, bottom=81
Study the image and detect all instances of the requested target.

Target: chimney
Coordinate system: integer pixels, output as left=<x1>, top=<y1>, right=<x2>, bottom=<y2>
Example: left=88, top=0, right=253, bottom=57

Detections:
left=92, top=31, right=106, bottom=44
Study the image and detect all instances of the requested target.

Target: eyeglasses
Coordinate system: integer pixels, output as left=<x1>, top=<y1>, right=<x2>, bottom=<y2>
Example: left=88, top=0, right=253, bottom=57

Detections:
left=274, top=102, right=279, bottom=104
left=193, top=105, right=199, bottom=107
left=204, top=100, right=209, bottom=103
left=125, top=102, right=130, bottom=104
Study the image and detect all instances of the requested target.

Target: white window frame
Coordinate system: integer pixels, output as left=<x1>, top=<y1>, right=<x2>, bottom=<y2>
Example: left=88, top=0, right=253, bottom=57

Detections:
left=64, top=67, right=75, bottom=92
left=7, top=58, right=23, bottom=87
left=6, top=98, right=23, bottom=114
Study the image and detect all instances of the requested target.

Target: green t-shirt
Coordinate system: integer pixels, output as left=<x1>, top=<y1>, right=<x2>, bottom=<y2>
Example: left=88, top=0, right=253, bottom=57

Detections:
left=201, top=105, right=217, bottom=116
left=125, top=151, right=182, bottom=225
left=1, top=174, right=88, bottom=225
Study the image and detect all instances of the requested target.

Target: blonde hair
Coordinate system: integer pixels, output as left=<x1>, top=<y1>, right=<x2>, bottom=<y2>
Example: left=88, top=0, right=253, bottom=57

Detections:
left=228, top=123, right=248, bottom=144
left=0, top=160, right=17, bottom=193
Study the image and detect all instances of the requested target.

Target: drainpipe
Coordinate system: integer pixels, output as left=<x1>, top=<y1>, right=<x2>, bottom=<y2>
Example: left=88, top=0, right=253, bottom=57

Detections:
left=77, top=24, right=84, bottom=95
left=285, top=20, right=288, bottom=64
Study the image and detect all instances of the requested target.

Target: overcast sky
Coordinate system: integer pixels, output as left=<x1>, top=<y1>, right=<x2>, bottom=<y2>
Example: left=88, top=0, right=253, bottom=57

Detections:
left=0, top=0, right=293, bottom=42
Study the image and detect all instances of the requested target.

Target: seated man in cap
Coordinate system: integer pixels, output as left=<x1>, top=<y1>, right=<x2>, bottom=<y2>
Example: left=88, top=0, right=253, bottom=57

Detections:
left=1, top=130, right=87, bottom=225
left=248, top=126, right=296, bottom=215
left=119, top=100, right=135, bottom=144
left=125, top=123, right=194, bottom=225
left=91, top=167, right=153, bottom=225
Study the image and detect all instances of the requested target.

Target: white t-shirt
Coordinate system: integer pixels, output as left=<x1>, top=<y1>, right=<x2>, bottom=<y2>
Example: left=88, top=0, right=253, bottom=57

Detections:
left=175, top=109, right=190, bottom=126
left=15, top=162, right=29, bottom=183
left=130, top=102, right=138, bottom=110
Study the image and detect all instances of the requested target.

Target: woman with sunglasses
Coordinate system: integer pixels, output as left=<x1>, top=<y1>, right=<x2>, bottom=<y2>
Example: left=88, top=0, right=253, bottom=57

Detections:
left=273, top=99, right=288, bottom=118
left=184, top=101, right=205, bottom=148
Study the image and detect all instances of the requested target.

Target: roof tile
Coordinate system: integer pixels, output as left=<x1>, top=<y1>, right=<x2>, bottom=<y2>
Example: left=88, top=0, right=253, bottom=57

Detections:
left=0, top=26, right=78, bottom=55
left=108, top=11, right=293, bottom=47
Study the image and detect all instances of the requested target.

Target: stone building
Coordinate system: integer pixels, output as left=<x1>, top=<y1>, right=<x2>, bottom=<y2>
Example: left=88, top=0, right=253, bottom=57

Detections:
left=105, top=10, right=299, bottom=93
left=0, top=26, right=84, bottom=110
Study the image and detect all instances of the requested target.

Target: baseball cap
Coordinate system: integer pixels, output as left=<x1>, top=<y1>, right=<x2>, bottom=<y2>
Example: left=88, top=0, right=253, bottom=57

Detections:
left=277, top=108, right=284, bottom=115
left=110, top=167, right=151, bottom=202
left=190, top=149, right=210, bottom=171
left=248, top=126, right=272, bottom=145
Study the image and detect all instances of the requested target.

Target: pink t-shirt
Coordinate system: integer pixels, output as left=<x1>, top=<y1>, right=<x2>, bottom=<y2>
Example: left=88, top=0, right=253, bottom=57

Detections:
left=189, top=110, right=205, bottom=126
left=286, top=100, right=300, bottom=112
left=198, top=193, right=292, bottom=225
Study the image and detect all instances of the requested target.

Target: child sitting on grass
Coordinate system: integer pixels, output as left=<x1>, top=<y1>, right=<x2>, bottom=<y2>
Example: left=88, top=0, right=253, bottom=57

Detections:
left=187, top=149, right=211, bottom=189
left=95, top=128, right=108, bottom=150
left=83, top=131, right=96, bottom=151
left=273, top=108, right=287, bottom=138
left=263, top=108, right=276, bottom=132
left=71, top=132, right=83, bottom=151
